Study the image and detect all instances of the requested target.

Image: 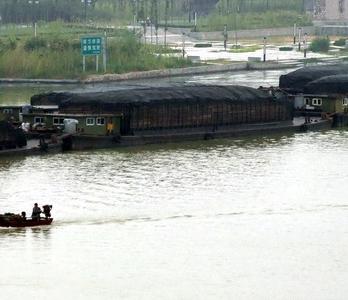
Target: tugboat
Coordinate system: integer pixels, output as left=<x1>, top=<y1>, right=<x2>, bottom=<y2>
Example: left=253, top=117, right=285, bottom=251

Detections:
left=0, top=205, right=53, bottom=228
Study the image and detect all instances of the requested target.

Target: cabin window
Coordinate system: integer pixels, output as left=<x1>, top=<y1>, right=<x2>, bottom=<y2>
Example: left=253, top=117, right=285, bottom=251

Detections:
left=86, top=117, right=95, bottom=126
left=312, top=98, right=322, bottom=106
left=96, top=117, right=105, bottom=126
left=343, top=98, right=348, bottom=106
left=53, top=117, right=65, bottom=125
left=34, top=116, right=44, bottom=124
left=304, top=98, right=311, bottom=105
left=3, top=108, right=13, bottom=114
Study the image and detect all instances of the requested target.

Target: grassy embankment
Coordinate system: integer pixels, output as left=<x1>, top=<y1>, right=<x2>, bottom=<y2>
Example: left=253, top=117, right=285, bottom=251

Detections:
left=0, top=22, right=192, bottom=79
left=195, top=10, right=312, bottom=32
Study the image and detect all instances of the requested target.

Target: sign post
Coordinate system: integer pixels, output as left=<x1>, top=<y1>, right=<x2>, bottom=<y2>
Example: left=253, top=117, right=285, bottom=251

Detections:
left=81, top=36, right=104, bottom=73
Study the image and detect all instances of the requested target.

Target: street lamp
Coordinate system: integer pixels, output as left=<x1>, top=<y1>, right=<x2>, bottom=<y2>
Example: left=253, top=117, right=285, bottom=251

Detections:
left=263, top=37, right=267, bottom=62
left=234, top=5, right=239, bottom=49
left=303, top=33, right=308, bottom=58
left=223, top=24, right=228, bottom=51
left=182, top=32, right=186, bottom=58
left=28, top=0, right=40, bottom=37
left=81, top=0, right=92, bottom=28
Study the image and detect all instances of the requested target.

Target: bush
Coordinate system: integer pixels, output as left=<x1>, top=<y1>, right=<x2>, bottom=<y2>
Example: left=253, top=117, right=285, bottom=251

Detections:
left=0, top=38, right=17, bottom=53
left=333, top=38, right=346, bottom=46
left=48, top=38, right=70, bottom=52
left=279, top=46, right=293, bottom=51
left=24, top=37, right=46, bottom=51
left=194, top=43, right=212, bottom=48
left=309, top=37, right=330, bottom=52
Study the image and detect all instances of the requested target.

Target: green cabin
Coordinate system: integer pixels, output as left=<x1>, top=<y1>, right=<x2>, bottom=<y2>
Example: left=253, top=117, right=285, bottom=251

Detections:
left=22, top=113, right=122, bottom=136
left=0, top=106, right=23, bottom=122
left=294, top=94, right=348, bottom=114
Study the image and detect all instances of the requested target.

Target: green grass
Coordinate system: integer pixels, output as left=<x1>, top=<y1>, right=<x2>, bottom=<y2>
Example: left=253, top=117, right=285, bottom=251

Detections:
left=0, top=22, right=193, bottom=79
left=229, top=45, right=261, bottom=53
left=195, top=10, right=312, bottom=32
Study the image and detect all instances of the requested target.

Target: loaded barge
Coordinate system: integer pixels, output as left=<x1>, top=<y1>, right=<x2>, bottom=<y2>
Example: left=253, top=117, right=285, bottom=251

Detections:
left=1, top=84, right=333, bottom=154
left=278, top=64, right=348, bottom=126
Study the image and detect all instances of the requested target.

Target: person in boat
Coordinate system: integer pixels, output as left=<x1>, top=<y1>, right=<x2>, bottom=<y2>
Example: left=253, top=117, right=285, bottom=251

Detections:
left=31, top=203, right=42, bottom=220
left=42, top=205, right=52, bottom=219
left=21, top=211, right=26, bottom=220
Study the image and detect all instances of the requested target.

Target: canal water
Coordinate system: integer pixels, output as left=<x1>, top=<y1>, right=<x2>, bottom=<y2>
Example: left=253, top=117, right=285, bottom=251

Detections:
left=0, top=68, right=295, bottom=105
left=1, top=69, right=348, bottom=299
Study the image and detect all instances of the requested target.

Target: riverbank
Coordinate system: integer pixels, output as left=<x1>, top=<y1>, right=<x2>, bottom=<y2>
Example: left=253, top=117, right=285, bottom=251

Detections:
left=0, top=61, right=298, bottom=85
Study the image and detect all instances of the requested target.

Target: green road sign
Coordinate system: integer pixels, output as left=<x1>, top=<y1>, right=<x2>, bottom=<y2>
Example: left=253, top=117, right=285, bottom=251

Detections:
left=81, top=36, right=102, bottom=56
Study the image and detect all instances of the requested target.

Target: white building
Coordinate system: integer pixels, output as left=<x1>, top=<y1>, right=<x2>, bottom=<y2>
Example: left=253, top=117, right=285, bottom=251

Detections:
left=319, top=0, right=348, bottom=21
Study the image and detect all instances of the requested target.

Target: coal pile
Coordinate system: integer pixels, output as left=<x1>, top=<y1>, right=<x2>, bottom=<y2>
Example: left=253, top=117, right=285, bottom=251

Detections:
left=279, top=64, right=348, bottom=92
left=304, top=75, right=348, bottom=94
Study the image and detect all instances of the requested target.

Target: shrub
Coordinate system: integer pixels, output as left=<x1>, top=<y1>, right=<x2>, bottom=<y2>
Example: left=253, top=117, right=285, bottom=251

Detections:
left=24, top=37, right=46, bottom=51
left=0, top=38, right=17, bottom=53
left=333, top=38, right=346, bottom=46
left=48, top=38, right=70, bottom=52
left=194, top=43, right=212, bottom=48
left=279, top=46, right=293, bottom=51
left=309, top=37, right=330, bottom=52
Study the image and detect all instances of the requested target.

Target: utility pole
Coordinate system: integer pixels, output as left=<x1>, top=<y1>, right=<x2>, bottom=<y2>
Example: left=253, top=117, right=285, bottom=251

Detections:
left=84, top=0, right=87, bottom=28
left=293, top=23, right=297, bottom=45
left=298, top=27, right=302, bottom=51
left=164, top=0, right=169, bottom=48
left=153, top=0, right=158, bottom=45
left=263, top=37, right=267, bottom=62
left=28, top=0, right=40, bottom=37
left=234, top=5, right=238, bottom=49
left=182, top=32, right=186, bottom=58
left=194, top=11, right=197, bottom=32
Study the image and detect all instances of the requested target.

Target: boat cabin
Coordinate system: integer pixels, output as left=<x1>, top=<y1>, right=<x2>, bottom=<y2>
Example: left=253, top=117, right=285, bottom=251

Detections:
left=21, top=113, right=122, bottom=136
left=0, top=106, right=23, bottom=122
left=0, top=105, right=59, bottom=123
left=293, top=94, right=348, bottom=114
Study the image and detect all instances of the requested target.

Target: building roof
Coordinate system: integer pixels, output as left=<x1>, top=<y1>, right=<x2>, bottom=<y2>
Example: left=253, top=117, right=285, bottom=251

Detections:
left=31, top=85, right=284, bottom=107
left=279, top=64, right=348, bottom=92
left=304, top=74, right=348, bottom=94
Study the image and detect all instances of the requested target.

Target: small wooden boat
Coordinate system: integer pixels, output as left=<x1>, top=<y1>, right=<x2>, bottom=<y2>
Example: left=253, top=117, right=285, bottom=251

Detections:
left=0, top=213, right=53, bottom=228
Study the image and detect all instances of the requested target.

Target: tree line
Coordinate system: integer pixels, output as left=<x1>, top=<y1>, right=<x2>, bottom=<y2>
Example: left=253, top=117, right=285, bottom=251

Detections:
left=0, top=0, right=305, bottom=24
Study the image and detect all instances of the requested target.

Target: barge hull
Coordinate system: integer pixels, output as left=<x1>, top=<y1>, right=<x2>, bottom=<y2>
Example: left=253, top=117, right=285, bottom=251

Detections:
left=69, top=118, right=332, bottom=150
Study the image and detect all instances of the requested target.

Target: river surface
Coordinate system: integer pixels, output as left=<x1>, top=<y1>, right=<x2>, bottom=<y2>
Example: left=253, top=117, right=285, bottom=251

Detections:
left=1, top=69, right=348, bottom=300
left=0, top=68, right=295, bottom=105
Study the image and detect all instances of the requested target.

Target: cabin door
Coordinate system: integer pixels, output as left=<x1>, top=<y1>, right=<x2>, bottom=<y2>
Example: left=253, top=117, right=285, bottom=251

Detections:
left=120, top=114, right=131, bottom=135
